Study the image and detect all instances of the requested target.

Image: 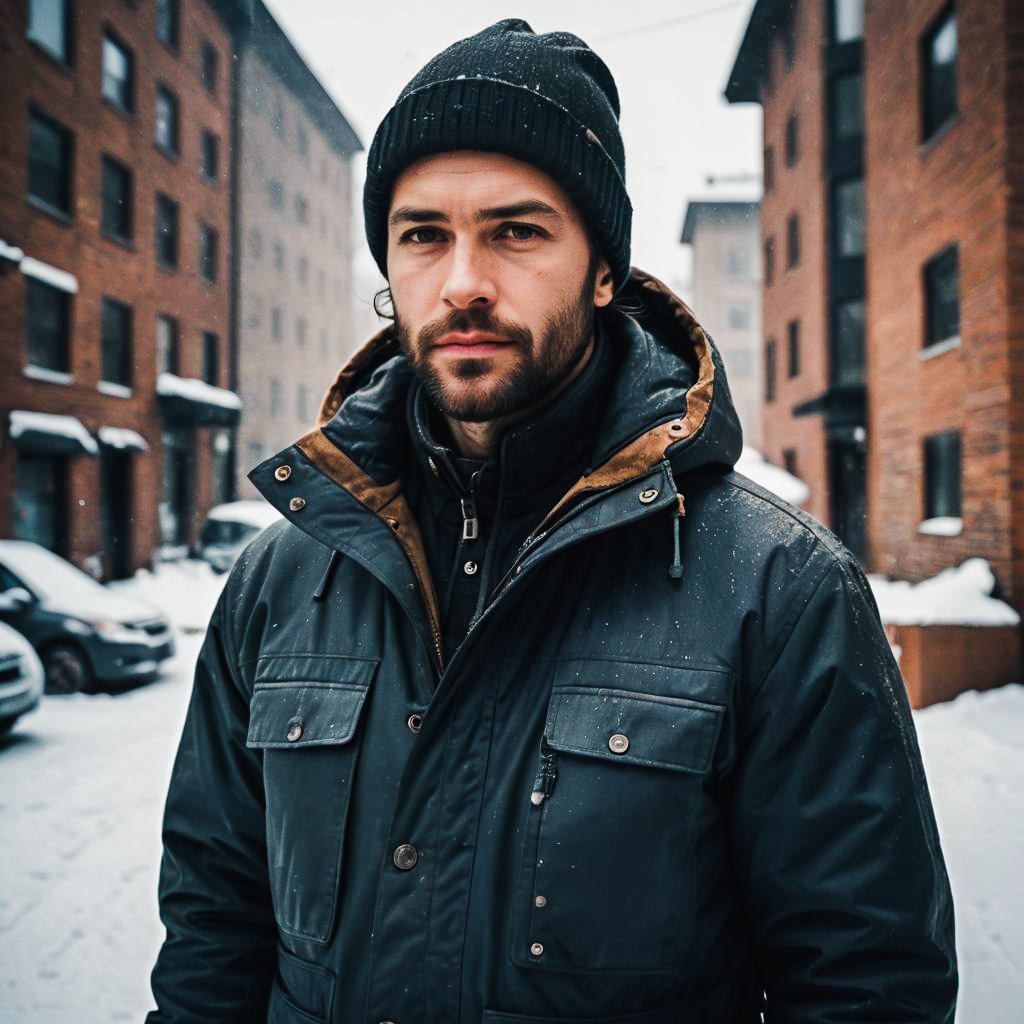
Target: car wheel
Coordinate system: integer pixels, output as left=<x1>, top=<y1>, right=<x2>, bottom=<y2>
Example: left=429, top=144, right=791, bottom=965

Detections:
left=42, top=644, right=91, bottom=695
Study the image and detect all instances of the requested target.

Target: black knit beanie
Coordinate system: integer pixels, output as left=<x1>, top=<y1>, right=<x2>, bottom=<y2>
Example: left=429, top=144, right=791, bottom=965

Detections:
left=363, top=18, right=632, bottom=293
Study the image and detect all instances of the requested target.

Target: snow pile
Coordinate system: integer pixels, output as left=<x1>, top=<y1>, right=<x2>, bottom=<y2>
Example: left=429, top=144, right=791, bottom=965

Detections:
left=206, top=500, right=281, bottom=530
left=110, top=559, right=227, bottom=635
left=734, top=447, right=811, bottom=507
left=8, top=410, right=98, bottom=454
left=918, top=516, right=963, bottom=537
left=156, top=372, right=242, bottom=411
left=868, top=558, right=1020, bottom=627
left=98, top=426, right=149, bottom=452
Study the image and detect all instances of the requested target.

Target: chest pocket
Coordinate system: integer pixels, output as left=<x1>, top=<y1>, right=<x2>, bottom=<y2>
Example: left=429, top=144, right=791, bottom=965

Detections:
left=246, top=654, right=378, bottom=944
left=511, top=684, right=724, bottom=974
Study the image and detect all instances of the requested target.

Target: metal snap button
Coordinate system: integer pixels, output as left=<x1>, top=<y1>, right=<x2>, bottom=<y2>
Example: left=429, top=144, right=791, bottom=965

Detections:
left=535, top=894, right=547, bottom=908
left=407, top=713, right=423, bottom=733
left=274, top=465, right=291, bottom=481
left=289, top=497, right=306, bottom=512
left=286, top=721, right=303, bottom=742
left=463, top=560, right=478, bottom=576
left=638, top=488, right=659, bottom=504
left=530, top=942, right=544, bottom=956
left=393, top=844, right=418, bottom=870
left=608, top=733, right=630, bottom=754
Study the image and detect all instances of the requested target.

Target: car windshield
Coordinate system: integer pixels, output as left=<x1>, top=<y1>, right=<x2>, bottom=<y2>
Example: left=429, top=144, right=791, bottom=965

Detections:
left=200, top=520, right=261, bottom=546
left=0, top=544, right=108, bottom=604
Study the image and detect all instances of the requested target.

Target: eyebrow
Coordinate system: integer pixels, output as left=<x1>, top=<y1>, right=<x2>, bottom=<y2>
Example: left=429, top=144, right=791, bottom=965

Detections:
left=388, top=199, right=564, bottom=228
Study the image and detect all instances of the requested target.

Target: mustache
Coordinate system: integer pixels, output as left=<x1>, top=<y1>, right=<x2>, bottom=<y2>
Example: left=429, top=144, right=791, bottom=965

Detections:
left=418, top=307, right=532, bottom=348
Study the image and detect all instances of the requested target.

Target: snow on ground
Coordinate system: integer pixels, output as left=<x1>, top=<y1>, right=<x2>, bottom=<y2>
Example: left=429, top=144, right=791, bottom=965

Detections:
left=1, top=560, right=1022, bottom=1021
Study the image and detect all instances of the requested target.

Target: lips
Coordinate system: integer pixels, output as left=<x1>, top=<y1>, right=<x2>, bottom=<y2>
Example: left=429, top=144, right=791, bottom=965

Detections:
left=432, top=332, right=516, bottom=357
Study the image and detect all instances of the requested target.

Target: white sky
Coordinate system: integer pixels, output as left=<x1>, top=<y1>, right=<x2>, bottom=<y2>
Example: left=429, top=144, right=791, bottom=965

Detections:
left=263, top=0, right=762, bottom=318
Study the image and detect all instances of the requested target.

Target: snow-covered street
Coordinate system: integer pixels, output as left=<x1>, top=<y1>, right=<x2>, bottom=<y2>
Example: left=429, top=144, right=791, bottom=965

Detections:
left=1, top=562, right=1022, bottom=1022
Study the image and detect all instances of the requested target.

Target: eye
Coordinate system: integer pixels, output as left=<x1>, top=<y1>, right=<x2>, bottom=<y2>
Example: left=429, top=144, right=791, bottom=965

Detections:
left=500, top=223, right=541, bottom=242
left=403, top=227, right=444, bottom=245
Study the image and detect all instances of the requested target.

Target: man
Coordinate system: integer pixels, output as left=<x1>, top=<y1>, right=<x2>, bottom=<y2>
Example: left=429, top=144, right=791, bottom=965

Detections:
left=148, top=19, right=957, bottom=1023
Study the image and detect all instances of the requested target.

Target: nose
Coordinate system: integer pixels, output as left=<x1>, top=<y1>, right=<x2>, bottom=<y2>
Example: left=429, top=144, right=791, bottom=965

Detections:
left=440, top=240, right=496, bottom=310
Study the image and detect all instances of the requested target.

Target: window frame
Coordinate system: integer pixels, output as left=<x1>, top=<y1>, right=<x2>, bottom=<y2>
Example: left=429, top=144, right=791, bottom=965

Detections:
left=156, top=313, right=179, bottom=375
left=199, top=223, right=218, bottom=283
left=25, top=276, right=71, bottom=373
left=154, top=192, right=179, bottom=269
left=27, top=105, right=73, bottom=216
left=202, top=331, right=219, bottom=385
left=200, top=40, right=219, bottom=94
left=764, top=337, right=777, bottom=403
left=100, top=295, right=133, bottom=388
left=101, top=27, right=134, bottom=114
left=833, top=177, right=865, bottom=257
left=784, top=111, right=799, bottom=167
left=923, top=430, right=962, bottom=519
left=921, top=3, right=957, bottom=142
left=155, top=0, right=179, bottom=51
left=200, top=129, right=219, bottom=183
left=27, top=0, right=72, bottom=65
left=154, top=83, right=180, bottom=155
left=923, top=243, right=960, bottom=348
left=787, top=319, right=800, bottom=378
left=100, top=153, right=133, bottom=241
left=786, top=212, right=801, bottom=269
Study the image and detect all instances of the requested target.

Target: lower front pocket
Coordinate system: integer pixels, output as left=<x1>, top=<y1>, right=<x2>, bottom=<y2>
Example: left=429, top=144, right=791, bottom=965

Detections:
left=482, top=999, right=698, bottom=1024
left=266, top=944, right=336, bottom=1023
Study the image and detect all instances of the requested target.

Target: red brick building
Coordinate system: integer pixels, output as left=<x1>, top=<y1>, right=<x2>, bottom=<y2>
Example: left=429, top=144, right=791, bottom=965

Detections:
left=727, top=0, right=1024, bottom=613
left=1, top=0, right=238, bottom=577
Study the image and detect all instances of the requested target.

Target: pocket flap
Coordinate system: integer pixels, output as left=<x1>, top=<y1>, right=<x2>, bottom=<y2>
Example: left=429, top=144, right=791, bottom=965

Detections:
left=545, top=686, right=723, bottom=774
left=247, top=680, right=371, bottom=749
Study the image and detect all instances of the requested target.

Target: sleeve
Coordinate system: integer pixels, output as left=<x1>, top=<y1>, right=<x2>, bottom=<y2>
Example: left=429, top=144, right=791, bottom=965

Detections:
left=146, top=582, right=277, bottom=1022
left=727, top=555, right=958, bottom=1023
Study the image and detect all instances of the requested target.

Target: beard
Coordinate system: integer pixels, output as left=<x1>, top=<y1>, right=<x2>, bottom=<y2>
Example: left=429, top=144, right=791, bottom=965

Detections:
left=394, top=267, right=598, bottom=424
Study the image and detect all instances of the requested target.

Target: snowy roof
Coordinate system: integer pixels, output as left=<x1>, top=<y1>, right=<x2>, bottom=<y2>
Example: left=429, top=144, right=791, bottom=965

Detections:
left=734, top=447, right=810, bottom=507
left=20, top=256, right=78, bottom=294
left=8, top=410, right=98, bottom=455
left=98, top=426, right=150, bottom=452
left=156, top=373, right=242, bottom=411
left=868, top=559, right=1021, bottom=628
left=206, top=501, right=282, bottom=529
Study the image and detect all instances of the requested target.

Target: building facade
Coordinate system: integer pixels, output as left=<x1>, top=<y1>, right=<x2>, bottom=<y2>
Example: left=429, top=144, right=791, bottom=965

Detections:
left=232, top=4, right=361, bottom=496
left=680, top=200, right=763, bottom=449
left=0, top=0, right=238, bottom=577
left=727, top=0, right=1024, bottom=609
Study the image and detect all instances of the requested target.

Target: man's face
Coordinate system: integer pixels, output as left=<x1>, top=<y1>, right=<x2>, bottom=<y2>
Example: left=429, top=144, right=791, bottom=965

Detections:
left=386, top=152, right=613, bottom=423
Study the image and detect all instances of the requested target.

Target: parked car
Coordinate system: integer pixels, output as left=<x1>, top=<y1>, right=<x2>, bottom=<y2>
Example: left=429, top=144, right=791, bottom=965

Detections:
left=0, top=620, right=44, bottom=734
left=198, top=500, right=282, bottom=573
left=0, top=541, right=175, bottom=695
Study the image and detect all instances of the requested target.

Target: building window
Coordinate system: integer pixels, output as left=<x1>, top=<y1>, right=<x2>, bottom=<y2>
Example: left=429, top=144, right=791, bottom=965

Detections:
left=156, top=0, right=178, bottom=49
left=272, top=240, right=284, bottom=270
left=211, top=429, right=232, bottom=506
left=833, top=73, right=864, bottom=140
left=298, top=256, right=309, bottom=286
left=295, top=194, right=308, bottom=224
left=726, top=301, right=752, bottom=331
left=155, top=85, right=179, bottom=153
left=155, top=192, right=178, bottom=267
left=268, top=179, right=284, bottom=210
left=270, top=378, right=282, bottom=417
left=102, top=30, right=133, bottom=112
left=786, top=213, right=800, bottom=268
left=787, top=320, right=800, bottom=377
left=271, top=307, right=282, bottom=341
left=160, top=427, right=194, bottom=547
left=785, top=111, right=799, bottom=167
left=764, top=236, right=775, bottom=287
left=317, top=268, right=325, bottom=296
left=297, top=383, right=309, bottom=421
left=782, top=23, right=796, bottom=71
left=101, top=155, right=132, bottom=240
left=296, top=317, right=307, bottom=347
left=13, top=454, right=66, bottom=553
left=199, top=225, right=218, bottom=282
left=764, top=146, right=774, bottom=192
left=156, top=314, right=178, bottom=374
left=25, top=278, right=70, bottom=372
left=202, top=331, right=219, bottom=385
left=201, top=130, right=218, bottom=182
left=782, top=448, right=798, bottom=478
left=726, top=246, right=751, bottom=279
left=201, top=40, right=218, bottom=93
left=249, top=229, right=262, bottom=259
left=833, top=0, right=864, bottom=43
left=923, top=431, right=961, bottom=519
left=923, top=244, right=959, bottom=347
left=834, top=299, right=866, bottom=386
left=764, top=338, right=776, bottom=403
left=272, top=101, right=285, bottom=138
left=297, top=123, right=309, bottom=159
left=28, top=0, right=69, bottom=63
left=834, top=178, right=865, bottom=256
left=101, top=296, right=132, bottom=387
left=28, top=108, right=72, bottom=214
left=922, top=5, right=957, bottom=141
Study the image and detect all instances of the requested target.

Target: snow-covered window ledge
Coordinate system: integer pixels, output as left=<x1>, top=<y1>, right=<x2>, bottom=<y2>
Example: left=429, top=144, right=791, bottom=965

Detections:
left=98, top=380, right=132, bottom=399
left=919, top=336, right=961, bottom=361
left=23, top=364, right=73, bottom=385
left=20, top=256, right=78, bottom=294
left=918, top=516, right=963, bottom=537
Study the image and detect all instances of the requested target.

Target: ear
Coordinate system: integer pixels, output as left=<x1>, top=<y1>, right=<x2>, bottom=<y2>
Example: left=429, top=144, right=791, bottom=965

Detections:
left=593, top=260, right=614, bottom=308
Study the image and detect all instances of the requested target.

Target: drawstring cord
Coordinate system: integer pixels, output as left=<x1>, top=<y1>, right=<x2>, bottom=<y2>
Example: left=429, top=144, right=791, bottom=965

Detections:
left=669, top=492, right=685, bottom=581
left=313, top=549, right=340, bottom=601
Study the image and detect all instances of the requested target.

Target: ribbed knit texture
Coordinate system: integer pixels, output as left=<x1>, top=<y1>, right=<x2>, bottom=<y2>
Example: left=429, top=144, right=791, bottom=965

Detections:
left=363, top=19, right=632, bottom=292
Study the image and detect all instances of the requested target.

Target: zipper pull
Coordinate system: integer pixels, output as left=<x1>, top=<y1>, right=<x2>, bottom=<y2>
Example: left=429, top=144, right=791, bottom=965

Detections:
left=461, top=496, right=479, bottom=541
left=530, top=751, right=559, bottom=805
